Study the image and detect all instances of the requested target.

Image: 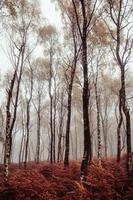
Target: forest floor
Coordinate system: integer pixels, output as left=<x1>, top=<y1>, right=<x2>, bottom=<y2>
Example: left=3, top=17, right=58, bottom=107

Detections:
left=0, top=157, right=133, bottom=200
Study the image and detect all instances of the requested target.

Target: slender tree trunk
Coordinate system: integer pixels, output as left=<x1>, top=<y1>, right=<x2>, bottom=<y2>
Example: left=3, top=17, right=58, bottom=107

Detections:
left=121, top=69, right=132, bottom=171
left=116, top=17, right=132, bottom=171
left=80, top=41, right=91, bottom=180
left=50, top=93, right=53, bottom=164
left=3, top=66, right=18, bottom=187
left=22, top=134, right=26, bottom=164
left=24, top=66, right=33, bottom=168
left=64, top=21, right=77, bottom=167
left=9, top=45, right=25, bottom=161
left=19, top=134, right=24, bottom=168
left=4, top=108, right=11, bottom=187
left=36, top=96, right=41, bottom=164
left=53, top=78, right=57, bottom=163
left=100, top=99, right=108, bottom=158
left=19, top=107, right=25, bottom=168
left=117, top=90, right=123, bottom=162
left=4, top=58, right=23, bottom=184
left=80, top=2, right=91, bottom=181
left=93, top=61, right=102, bottom=164
left=94, top=83, right=101, bottom=163
left=24, top=101, right=30, bottom=168
left=57, top=91, right=64, bottom=162
left=49, top=49, right=54, bottom=164
left=64, top=84, right=73, bottom=167
left=107, top=0, right=132, bottom=173
left=64, top=62, right=77, bottom=167
left=62, top=135, right=65, bottom=161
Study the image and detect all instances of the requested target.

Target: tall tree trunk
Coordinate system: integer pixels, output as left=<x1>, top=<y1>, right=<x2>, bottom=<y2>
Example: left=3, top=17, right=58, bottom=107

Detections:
left=121, top=69, right=132, bottom=171
left=100, top=99, right=108, bottom=158
left=64, top=61, right=77, bottom=167
left=80, top=1, right=91, bottom=181
left=36, top=96, right=41, bottom=164
left=64, top=84, right=73, bottom=167
left=117, top=89, right=123, bottom=162
left=3, top=58, right=20, bottom=187
left=64, top=19, right=78, bottom=167
left=107, top=0, right=132, bottom=173
left=19, top=133, right=24, bottom=168
left=24, top=66, right=33, bottom=168
left=24, top=101, right=30, bottom=168
left=4, top=56, right=23, bottom=185
left=9, top=45, right=25, bottom=161
left=116, top=16, right=132, bottom=171
left=53, top=78, right=57, bottom=163
left=4, top=107, right=11, bottom=187
left=50, top=92, right=53, bottom=164
left=93, top=60, right=102, bottom=164
left=19, top=106, right=25, bottom=168
left=49, top=49, right=54, bottom=164
left=57, top=91, right=64, bottom=162
left=80, top=39, right=91, bottom=181
left=94, top=83, right=101, bottom=163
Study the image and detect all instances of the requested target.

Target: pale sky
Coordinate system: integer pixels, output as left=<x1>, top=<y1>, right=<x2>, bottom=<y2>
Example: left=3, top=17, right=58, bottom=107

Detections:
left=40, top=0, right=62, bottom=30
left=0, top=0, right=62, bottom=76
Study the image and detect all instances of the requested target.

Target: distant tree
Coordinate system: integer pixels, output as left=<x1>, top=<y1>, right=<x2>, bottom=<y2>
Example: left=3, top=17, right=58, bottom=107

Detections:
left=23, top=63, right=33, bottom=168
left=39, top=25, right=59, bottom=164
left=106, top=0, right=133, bottom=171
left=57, top=88, right=66, bottom=162
left=92, top=56, right=102, bottom=163
left=31, top=58, right=46, bottom=164
left=3, top=0, right=40, bottom=187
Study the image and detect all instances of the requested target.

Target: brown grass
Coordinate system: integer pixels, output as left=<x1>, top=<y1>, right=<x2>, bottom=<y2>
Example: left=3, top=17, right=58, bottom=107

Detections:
left=0, top=157, right=133, bottom=200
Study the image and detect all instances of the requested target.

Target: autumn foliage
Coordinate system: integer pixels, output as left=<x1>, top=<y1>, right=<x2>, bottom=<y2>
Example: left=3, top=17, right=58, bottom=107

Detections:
left=0, top=157, right=133, bottom=200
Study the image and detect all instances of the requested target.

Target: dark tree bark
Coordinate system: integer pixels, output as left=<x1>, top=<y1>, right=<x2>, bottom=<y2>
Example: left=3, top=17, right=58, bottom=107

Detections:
left=24, top=66, right=33, bottom=168
left=9, top=48, right=24, bottom=160
left=94, top=61, right=101, bottom=163
left=121, top=69, right=132, bottom=171
left=80, top=29, right=91, bottom=181
left=107, top=0, right=132, bottom=172
left=4, top=43, right=25, bottom=187
left=72, top=0, right=97, bottom=181
left=64, top=68, right=76, bottom=167
left=64, top=29, right=78, bottom=167
left=4, top=82, right=14, bottom=187
left=24, top=100, right=30, bottom=168
left=19, top=105, right=25, bottom=168
left=117, top=89, right=123, bottom=162
left=36, top=94, right=41, bottom=164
